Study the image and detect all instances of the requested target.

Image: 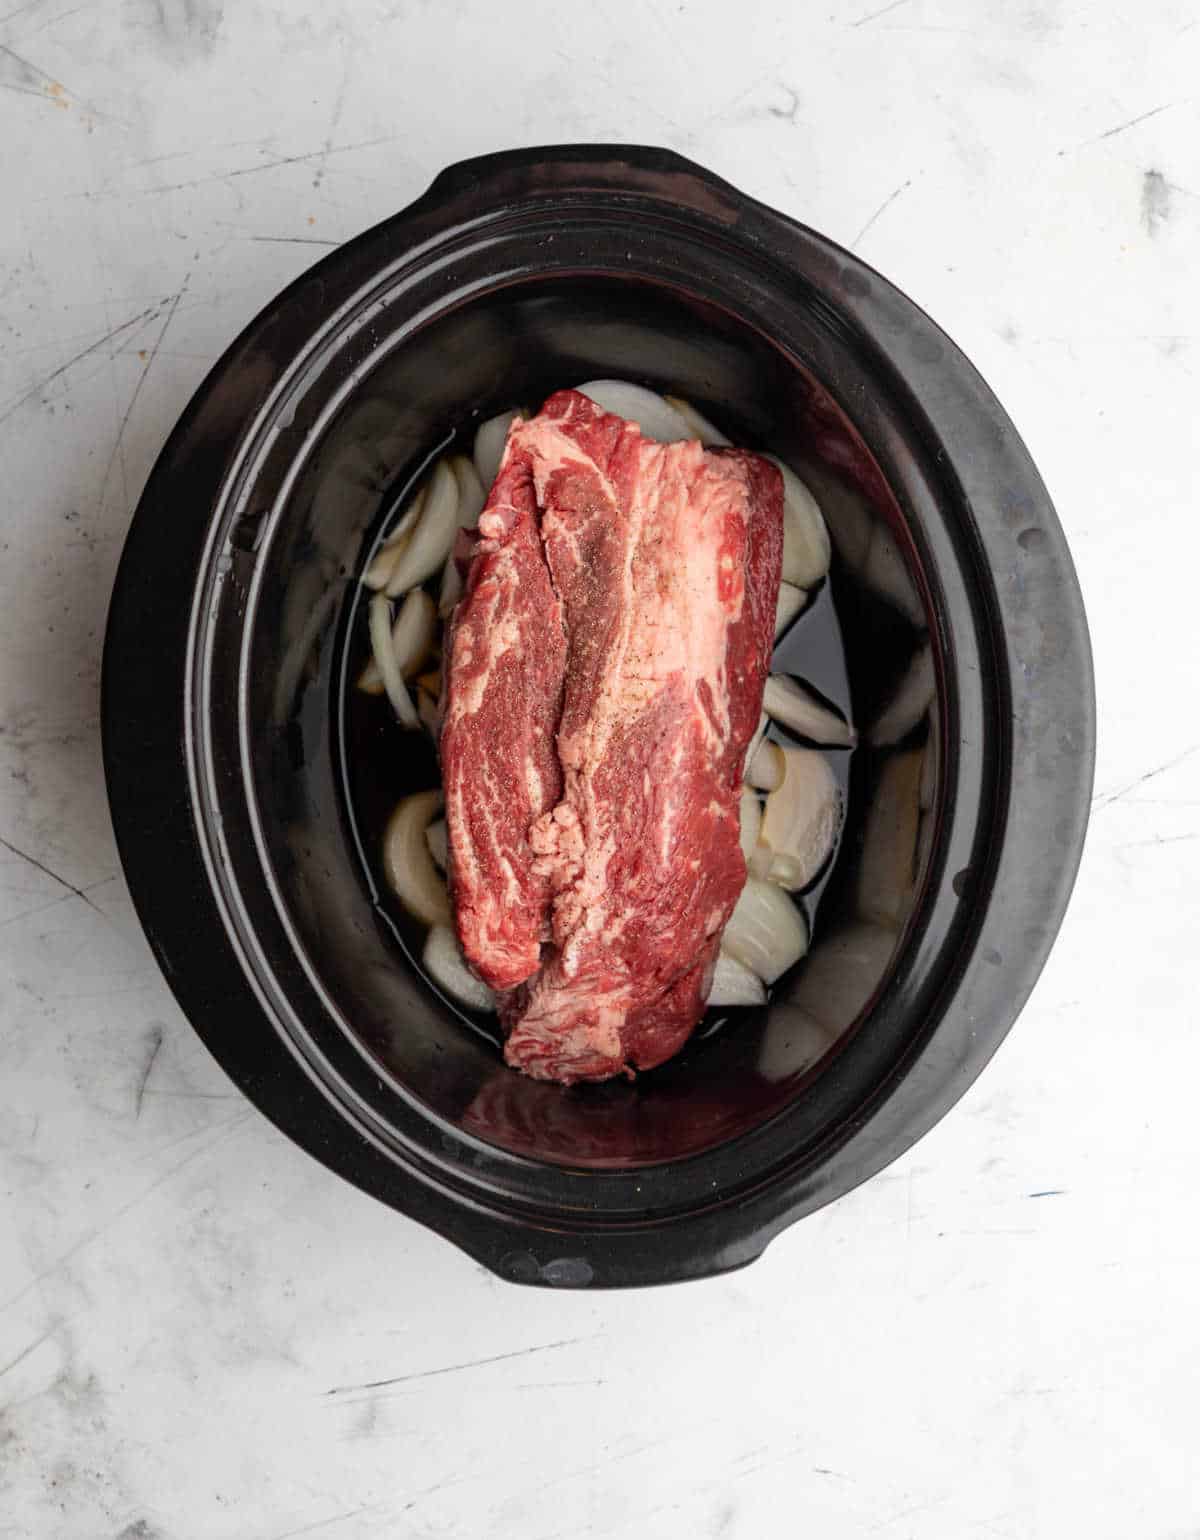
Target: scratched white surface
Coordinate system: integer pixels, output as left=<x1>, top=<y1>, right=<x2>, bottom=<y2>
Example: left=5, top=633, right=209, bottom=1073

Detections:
left=1, top=1, right=1198, bottom=1535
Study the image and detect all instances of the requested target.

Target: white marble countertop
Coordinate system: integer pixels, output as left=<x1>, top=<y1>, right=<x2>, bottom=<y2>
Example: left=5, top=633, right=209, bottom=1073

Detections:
left=2, top=2, right=1198, bottom=1535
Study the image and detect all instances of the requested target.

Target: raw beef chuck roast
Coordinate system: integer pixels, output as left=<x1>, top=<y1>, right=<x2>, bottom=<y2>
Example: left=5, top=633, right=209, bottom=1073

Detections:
left=441, top=390, right=782, bottom=1083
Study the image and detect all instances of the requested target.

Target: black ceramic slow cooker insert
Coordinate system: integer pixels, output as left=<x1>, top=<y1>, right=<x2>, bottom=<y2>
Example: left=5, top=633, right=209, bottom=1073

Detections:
left=102, top=145, right=1094, bottom=1288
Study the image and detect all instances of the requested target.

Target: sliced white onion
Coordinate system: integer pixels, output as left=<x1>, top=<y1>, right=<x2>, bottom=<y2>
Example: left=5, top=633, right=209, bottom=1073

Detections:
left=764, top=455, right=832, bottom=588
left=473, top=408, right=522, bottom=491
left=862, top=522, right=924, bottom=627
left=384, top=458, right=462, bottom=597
left=438, top=555, right=464, bottom=619
left=662, top=395, right=731, bottom=445
left=738, top=787, right=762, bottom=865
left=793, top=464, right=923, bottom=625
left=450, top=454, right=486, bottom=529
left=746, top=739, right=785, bottom=792
left=721, top=878, right=809, bottom=985
left=576, top=379, right=693, bottom=442
left=871, top=644, right=935, bottom=747
left=774, top=582, right=808, bottom=639
left=753, top=747, right=841, bottom=890
left=417, top=687, right=440, bottom=739
left=425, top=817, right=448, bottom=872
left=858, top=749, right=923, bottom=930
left=389, top=590, right=436, bottom=675
left=743, top=712, right=769, bottom=780
left=707, top=950, right=767, bottom=1007
left=382, top=790, right=451, bottom=926
left=369, top=593, right=419, bottom=728
left=423, top=925, right=495, bottom=1012
left=790, top=922, right=896, bottom=1030
left=756, top=1006, right=841, bottom=1083
left=362, top=485, right=427, bottom=590
left=358, top=588, right=436, bottom=694
left=763, top=675, right=856, bottom=748
left=816, top=475, right=874, bottom=571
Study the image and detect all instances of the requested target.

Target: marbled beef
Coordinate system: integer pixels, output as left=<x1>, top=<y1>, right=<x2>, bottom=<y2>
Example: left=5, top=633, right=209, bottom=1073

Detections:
left=442, top=390, right=781, bottom=1082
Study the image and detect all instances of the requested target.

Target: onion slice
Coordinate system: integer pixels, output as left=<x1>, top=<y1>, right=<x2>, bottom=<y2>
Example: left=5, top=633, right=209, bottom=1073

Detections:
left=438, top=552, right=463, bottom=618
left=388, top=590, right=436, bottom=674
left=721, top=879, right=809, bottom=985
left=417, top=687, right=440, bottom=739
left=369, top=593, right=419, bottom=728
left=862, top=522, right=924, bottom=628
left=708, top=950, right=767, bottom=1007
left=764, top=455, right=831, bottom=588
left=743, top=712, right=769, bottom=780
left=746, top=739, right=785, bottom=792
left=753, top=747, right=841, bottom=890
left=738, top=787, right=762, bottom=864
left=763, top=675, right=856, bottom=747
left=774, top=582, right=808, bottom=639
left=362, top=485, right=427, bottom=591
left=384, top=458, right=462, bottom=597
left=820, top=477, right=874, bottom=571
left=358, top=588, right=436, bottom=694
left=423, top=925, right=495, bottom=1012
left=473, top=409, right=521, bottom=491
left=858, top=749, right=923, bottom=930
left=756, top=1006, right=841, bottom=1083
left=662, top=395, right=731, bottom=446
left=790, top=922, right=895, bottom=1030
left=382, top=790, right=451, bottom=926
left=576, top=379, right=693, bottom=442
left=871, top=644, right=935, bottom=746
left=450, top=454, right=486, bottom=529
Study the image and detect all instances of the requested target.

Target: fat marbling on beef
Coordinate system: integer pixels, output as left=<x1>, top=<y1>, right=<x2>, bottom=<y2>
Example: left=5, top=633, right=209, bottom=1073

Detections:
left=441, top=390, right=782, bottom=1083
